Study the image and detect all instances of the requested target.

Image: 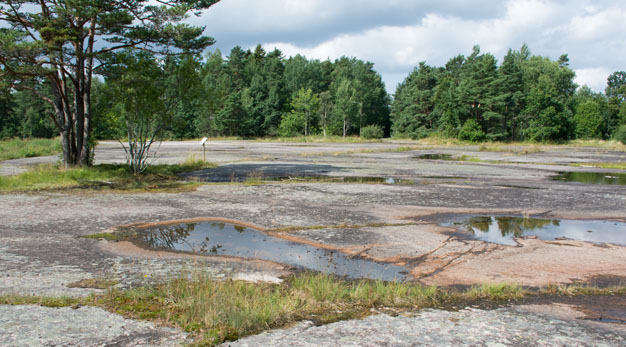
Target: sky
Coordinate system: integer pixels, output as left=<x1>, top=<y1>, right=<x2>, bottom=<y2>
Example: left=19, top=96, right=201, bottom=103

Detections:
left=192, top=0, right=626, bottom=94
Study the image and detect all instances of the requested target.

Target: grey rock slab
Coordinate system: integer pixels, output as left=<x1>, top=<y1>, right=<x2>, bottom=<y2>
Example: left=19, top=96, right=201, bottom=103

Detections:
left=224, top=307, right=626, bottom=347
left=0, top=305, right=188, bottom=346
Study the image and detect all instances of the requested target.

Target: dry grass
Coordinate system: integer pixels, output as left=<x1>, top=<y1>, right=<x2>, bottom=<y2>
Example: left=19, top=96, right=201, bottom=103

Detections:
left=567, top=139, right=626, bottom=151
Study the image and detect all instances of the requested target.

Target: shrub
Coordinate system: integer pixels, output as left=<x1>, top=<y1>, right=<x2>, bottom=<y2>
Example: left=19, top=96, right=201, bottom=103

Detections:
left=360, top=124, right=384, bottom=139
left=409, top=126, right=430, bottom=140
left=614, top=124, right=626, bottom=144
left=458, top=119, right=486, bottom=142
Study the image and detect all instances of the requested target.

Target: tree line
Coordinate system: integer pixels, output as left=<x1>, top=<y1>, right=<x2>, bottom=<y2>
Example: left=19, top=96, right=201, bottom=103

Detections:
left=2, top=43, right=626, bottom=144
left=94, top=45, right=391, bottom=139
left=392, top=45, right=626, bottom=142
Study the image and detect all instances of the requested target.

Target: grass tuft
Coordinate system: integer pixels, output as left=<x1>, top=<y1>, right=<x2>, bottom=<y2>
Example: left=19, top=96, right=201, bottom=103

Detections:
left=0, top=294, right=80, bottom=307
left=0, top=138, right=62, bottom=161
left=93, top=272, right=531, bottom=345
left=570, top=162, right=626, bottom=170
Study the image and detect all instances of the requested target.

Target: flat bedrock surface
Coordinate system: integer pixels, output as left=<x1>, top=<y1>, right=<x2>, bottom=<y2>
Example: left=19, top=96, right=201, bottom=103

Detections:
left=1, top=140, right=625, bottom=346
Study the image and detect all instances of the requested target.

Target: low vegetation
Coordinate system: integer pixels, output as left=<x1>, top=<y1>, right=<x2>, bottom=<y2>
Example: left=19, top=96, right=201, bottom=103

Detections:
left=0, top=159, right=215, bottom=192
left=570, top=162, right=626, bottom=170
left=256, top=135, right=383, bottom=143
left=2, top=272, right=625, bottom=346
left=0, top=138, right=61, bottom=161
left=93, top=272, right=526, bottom=345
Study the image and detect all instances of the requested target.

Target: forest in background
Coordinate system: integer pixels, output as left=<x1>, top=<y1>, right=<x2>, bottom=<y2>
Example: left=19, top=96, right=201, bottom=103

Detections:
left=1, top=44, right=625, bottom=143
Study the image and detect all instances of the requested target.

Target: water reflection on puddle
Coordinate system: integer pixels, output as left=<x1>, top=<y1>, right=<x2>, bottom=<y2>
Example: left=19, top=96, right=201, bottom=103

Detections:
left=121, top=222, right=408, bottom=281
left=552, top=172, right=626, bottom=185
left=443, top=216, right=626, bottom=246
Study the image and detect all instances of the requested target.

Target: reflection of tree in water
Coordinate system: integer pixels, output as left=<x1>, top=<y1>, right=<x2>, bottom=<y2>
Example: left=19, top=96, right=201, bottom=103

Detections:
left=140, top=223, right=212, bottom=254
left=467, top=216, right=559, bottom=237
left=138, top=222, right=249, bottom=255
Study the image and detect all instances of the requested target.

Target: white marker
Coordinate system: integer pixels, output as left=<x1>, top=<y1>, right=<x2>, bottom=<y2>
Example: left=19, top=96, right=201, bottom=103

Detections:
left=200, top=137, right=208, bottom=161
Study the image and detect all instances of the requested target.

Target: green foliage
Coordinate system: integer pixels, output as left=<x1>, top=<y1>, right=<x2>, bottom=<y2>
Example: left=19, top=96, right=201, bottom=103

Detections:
left=574, top=100, right=604, bottom=139
left=614, top=125, right=626, bottom=144
left=521, top=56, right=576, bottom=142
left=279, top=88, right=320, bottom=136
left=606, top=71, right=626, bottom=102
left=0, top=90, right=17, bottom=139
left=360, top=124, right=384, bottom=139
left=390, top=44, right=592, bottom=143
left=391, top=62, right=439, bottom=138
left=332, top=78, right=359, bottom=137
left=458, top=119, right=486, bottom=142
left=104, top=51, right=172, bottom=174
left=277, top=111, right=303, bottom=137
left=0, top=0, right=219, bottom=166
left=0, top=86, right=56, bottom=139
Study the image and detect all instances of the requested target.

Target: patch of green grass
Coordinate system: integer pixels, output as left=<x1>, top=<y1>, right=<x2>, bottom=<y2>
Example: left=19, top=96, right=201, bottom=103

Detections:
left=447, top=155, right=558, bottom=166
left=93, top=272, right=531, bottom=346
left=82, top=231, right=129, bottom=241
left=0, top=160, right=216, bottom=192
left=0, top=294, right=80, bottom=307
left=570, top=162, right=626, bottom=170
left=464, top=283, right=525, bottom=301
left=67, top=278, right=119, bottom=289
left=0, top=138, right=62, bottom=161
left=539, top=283, right=626, bottom=296
left=4, top=272, right=626, bottom=346
left=254, top=135, right=383, bottom=144
left=478, top=143, right=543, bottom=154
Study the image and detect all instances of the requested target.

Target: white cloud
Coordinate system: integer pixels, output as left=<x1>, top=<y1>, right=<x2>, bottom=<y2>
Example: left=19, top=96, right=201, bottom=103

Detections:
left=575, top=67, right=611, bottom=91
left=196, top=0, right=626, bottom=93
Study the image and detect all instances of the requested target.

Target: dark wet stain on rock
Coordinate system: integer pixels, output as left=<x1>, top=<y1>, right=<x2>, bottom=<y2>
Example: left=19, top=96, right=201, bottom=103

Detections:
left=251, top=176, right=414, bottom=185
left=116, top=221, right=408, bottom=282
left=441, top=215, right=626, bottom=246
left=414, top=154, right=456, bottom=161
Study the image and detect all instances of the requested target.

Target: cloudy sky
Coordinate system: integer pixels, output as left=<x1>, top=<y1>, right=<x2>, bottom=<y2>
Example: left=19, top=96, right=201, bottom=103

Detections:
left=192, top=0, right=626, bottom=94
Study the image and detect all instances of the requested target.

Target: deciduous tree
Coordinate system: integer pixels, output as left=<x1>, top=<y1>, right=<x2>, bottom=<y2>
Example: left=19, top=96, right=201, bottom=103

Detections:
left=0, top=0, right=219, bottom=166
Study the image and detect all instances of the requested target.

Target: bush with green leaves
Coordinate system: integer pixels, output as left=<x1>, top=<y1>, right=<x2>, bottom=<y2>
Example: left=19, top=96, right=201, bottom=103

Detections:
left=458, top=119, right=486, bottom=142
left=360, top=124, right=384, bottom=139
left=614, top=124, right=626, bottom=144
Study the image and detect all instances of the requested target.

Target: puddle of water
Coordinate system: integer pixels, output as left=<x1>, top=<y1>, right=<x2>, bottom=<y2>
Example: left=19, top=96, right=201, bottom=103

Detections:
left=120, top=221, right=408, bottom=281
left=552, top=172, right=626, bottom=185
left=414, top=154, right=455, bottom=160
left=442, top=215, right=626, bottom=246
left=248, top=176, right=413, bottom=185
